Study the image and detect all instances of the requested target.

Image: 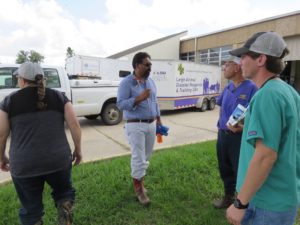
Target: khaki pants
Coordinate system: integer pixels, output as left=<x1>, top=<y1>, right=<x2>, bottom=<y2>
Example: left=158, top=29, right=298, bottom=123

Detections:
left=124, top=121, right=156, bottom=179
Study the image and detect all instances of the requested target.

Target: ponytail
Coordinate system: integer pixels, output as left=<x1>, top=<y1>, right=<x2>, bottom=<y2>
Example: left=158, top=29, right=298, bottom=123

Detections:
left=35, top=74, right=47, bottom=110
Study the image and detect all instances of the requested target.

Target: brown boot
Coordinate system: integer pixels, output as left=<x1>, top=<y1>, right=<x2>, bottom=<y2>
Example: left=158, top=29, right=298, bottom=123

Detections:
left=213, top=195, right=235, bottom=209
left=57, top=200, right=73, bottom=225
left=141, top=177, right=148, bottom=193
left=34, top=219, right=43, bottom=225
left=133, top=178, right=150, bottom=206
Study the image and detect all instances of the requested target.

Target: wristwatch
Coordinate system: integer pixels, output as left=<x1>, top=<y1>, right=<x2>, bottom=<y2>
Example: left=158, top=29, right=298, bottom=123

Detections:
left=233, top=198, right=249, bottom=209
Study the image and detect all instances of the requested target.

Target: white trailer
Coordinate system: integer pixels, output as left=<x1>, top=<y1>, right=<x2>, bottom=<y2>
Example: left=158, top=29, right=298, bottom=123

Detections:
left=66, top=56, right=221, bottom=112
left=65, top=55, right=132, bottom=80
left=151, top=60, right=221, bottom=111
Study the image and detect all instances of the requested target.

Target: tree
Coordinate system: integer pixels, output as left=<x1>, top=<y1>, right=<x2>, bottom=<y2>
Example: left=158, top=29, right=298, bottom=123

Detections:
left=15, top=50, right=45, bottom=64
left=15, top=50, right=28, bottom=64
left=29, top=50, right=44, bottom=63
left=66, top=47, right=75, bottom=58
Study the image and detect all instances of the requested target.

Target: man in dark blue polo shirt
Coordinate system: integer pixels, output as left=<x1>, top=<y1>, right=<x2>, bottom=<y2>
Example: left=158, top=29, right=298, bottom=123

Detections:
left=213, top=56, right=257, bottom=209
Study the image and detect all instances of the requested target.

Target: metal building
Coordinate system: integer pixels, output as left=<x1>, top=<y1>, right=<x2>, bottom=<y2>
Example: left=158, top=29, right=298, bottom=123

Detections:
left=180, top=10, right=300, bottom=92
left=108, top=11, right=300, bottom=92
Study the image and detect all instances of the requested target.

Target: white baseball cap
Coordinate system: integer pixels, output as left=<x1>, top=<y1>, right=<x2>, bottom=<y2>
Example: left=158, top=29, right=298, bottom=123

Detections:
left=224, top=55, right=241, bottom=65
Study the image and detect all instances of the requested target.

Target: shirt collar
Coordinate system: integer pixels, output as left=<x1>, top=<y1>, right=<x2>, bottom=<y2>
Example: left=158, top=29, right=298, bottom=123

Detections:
left=130, top=73, right=146, bottom=86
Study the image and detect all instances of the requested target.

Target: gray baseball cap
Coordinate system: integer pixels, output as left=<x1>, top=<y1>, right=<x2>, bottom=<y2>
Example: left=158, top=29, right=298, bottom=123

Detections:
left=14, top=62, right=44, bottom=81
left=230, top=31, right=288, bottom=58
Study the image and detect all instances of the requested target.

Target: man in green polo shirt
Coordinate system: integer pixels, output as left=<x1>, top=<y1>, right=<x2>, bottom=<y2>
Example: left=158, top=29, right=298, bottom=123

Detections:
left=226, top=32, right=300, bottom=225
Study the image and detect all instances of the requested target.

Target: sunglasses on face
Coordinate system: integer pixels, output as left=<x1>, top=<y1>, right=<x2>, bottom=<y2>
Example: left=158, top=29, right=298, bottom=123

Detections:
left=141, top=63, right=152, bottom=67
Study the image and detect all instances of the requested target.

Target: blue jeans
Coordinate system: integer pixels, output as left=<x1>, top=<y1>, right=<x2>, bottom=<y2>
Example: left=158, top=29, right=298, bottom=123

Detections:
left=241, top=203, right=298, bottom=225
left=12, top=165, right=75, bottom=225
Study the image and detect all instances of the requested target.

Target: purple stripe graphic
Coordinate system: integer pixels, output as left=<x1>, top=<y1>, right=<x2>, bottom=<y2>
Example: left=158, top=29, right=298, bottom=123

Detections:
left=175, top=98, right=198, bottom=107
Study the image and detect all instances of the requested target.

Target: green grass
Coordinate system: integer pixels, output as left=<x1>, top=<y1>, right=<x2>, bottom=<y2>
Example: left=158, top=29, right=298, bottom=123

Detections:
left=0, top=140, right=299, bottom=225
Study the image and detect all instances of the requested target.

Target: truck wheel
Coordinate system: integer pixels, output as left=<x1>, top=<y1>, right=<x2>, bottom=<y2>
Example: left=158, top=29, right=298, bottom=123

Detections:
left=200, top=98, right=208, bottom=112
left=208, top=98, right=216, bottom=110
left=101, top=103, right=122, bottom=125
left=85, top=115, right=99, bottom=120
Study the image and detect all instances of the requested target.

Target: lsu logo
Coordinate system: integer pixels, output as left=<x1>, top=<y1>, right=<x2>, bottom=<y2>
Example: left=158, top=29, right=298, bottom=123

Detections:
left=239, top=94, right=247, bottom=100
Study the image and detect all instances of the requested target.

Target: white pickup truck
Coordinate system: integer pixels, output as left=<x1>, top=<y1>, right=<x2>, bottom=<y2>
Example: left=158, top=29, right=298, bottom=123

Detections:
left=0, top=64, right=124, bottom=125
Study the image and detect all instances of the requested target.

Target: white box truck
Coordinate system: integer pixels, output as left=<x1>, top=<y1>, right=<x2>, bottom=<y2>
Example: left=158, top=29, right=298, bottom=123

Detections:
left=151, top=60, right=221, bottom=111
left=65, top=55, right=132, bottom=80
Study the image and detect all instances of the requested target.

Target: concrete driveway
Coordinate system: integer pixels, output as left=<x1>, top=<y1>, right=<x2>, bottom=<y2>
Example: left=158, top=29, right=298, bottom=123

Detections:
left=0, top=107, right=219, bottom=184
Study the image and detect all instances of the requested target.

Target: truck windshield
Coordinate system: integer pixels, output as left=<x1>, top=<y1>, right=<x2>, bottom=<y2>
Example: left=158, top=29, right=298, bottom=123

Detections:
left=43, top=68, right=61, bottom=88
left=0, top=68, right=18, bottom=89
left=0, top=67, right=61, bottom=89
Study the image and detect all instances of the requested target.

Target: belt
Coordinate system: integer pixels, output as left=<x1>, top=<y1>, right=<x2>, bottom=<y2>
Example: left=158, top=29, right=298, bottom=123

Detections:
left=219, top=129, right=242, bottom=135
left=126, top=119, right=155, bottom=123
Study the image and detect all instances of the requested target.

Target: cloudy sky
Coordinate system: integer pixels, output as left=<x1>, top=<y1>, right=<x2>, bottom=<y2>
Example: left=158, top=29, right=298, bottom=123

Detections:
left=0, top=0, right=299, bottom=66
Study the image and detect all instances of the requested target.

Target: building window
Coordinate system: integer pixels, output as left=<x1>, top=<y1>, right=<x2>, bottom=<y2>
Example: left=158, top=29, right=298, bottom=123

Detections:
left=209, top=47, right=220, bottom=65
left=180, top=53, right=188, bottom=61
left=180, top=52, right=195, bottom=62
left=197, top=45, right=232, bottom=65
left=198, top=49, right=209, bottom=64
left=188, top=52, right=195, bottom=62
left=220, top=45, right=232, bottom=62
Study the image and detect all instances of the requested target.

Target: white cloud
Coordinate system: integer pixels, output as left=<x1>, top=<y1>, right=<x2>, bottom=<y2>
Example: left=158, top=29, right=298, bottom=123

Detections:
left=0, top=0, right=299, bottom=66
left=0, top=0, right=77, bottom=65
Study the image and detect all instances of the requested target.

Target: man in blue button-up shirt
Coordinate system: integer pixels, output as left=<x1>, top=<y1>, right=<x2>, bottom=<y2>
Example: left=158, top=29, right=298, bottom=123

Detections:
left=117, top=52, right=161, bottom=206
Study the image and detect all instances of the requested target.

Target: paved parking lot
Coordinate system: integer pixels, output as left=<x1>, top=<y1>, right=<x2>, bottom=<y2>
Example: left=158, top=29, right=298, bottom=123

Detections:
left=0, top=107, right=219, bottom=183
